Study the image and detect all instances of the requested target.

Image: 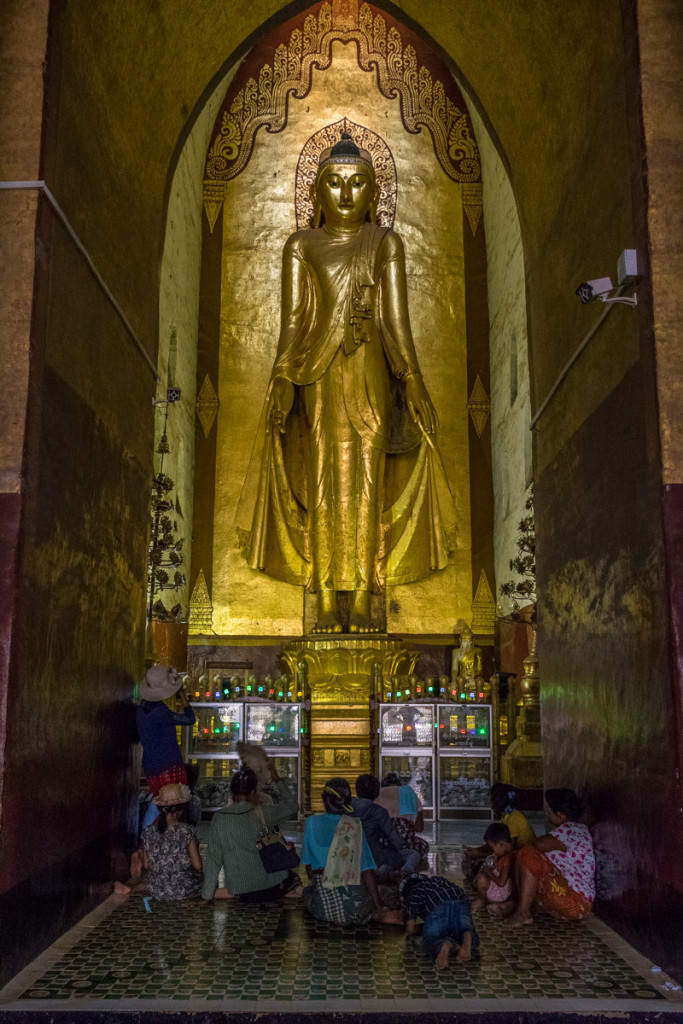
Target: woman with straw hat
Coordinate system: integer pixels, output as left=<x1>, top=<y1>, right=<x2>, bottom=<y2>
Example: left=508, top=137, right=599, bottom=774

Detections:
left=136, top=665, right=195, bottom=795
left=142, top=783, right=203, bottom=901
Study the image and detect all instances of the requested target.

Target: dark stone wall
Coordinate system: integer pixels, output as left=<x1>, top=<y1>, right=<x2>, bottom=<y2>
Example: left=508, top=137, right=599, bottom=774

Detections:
left=0, top=200, right=150, bottom=981
left=536, top=355, right=683, bottom=975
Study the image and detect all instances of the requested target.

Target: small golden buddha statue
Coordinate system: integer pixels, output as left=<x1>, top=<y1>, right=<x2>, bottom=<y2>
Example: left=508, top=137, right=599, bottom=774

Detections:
left=451, top=625, right=486, bottom=691
left=238, top=132, right=454, bottom=634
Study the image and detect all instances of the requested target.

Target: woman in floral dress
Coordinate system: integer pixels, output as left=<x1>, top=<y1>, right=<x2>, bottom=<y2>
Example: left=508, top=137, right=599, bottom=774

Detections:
left=142, top=783, right=203, bottom=901
left=507, top=788, right=595, bottom=926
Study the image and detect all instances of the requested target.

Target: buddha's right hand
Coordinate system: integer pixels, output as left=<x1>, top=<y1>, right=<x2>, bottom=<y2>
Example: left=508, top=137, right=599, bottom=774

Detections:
left=267, top=377, right=294, bottom=433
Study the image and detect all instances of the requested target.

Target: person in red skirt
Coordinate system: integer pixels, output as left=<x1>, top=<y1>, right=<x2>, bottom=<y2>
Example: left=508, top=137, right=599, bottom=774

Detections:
left=507, top=788, right=595, bottom=926
left=136, top=665, right=195, bottom=795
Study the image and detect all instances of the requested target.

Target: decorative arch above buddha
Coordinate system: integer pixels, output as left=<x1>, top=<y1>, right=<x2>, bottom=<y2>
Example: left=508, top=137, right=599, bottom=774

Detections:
left=202, top=0, right=481, bottom=232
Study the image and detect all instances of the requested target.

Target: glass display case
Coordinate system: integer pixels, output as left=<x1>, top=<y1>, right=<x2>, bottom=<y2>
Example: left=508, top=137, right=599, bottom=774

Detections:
left=378, top=702, right=493, bottom=818
left=438, top=703, right=491, bottom=749
left=189, top=703, right=243, bottom=753
left=189, top=756, right=240, bottom=812
left=437, top=703, right=492, bottom=817
left=246, top=703, right=300, bottom=748
left=437, top=755, right=492, bottom=815
left=379, top=704, right=434, bottom=746
left=378, top=703, right=436, bottom=816
left=185, top=701, right=304, bottom=812
left=379, top=754, right=434, bottom=813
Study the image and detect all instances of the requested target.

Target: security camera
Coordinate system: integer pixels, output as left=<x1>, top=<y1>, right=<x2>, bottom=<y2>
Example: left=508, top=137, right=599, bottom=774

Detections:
left=575, top=277, right=614, bottom=304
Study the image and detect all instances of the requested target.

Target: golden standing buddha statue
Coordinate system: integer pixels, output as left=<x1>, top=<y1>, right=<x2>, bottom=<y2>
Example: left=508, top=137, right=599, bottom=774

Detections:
left=238, top=132, right=455, bottom=633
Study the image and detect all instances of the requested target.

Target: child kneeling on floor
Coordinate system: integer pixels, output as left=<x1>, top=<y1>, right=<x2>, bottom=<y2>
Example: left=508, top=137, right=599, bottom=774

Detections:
left=472, top=822, right=515, bottom=917
left=398, top=874, right=479, bottom=969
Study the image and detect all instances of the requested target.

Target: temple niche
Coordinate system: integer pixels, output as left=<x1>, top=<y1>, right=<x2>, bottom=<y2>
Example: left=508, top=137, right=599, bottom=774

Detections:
left=189, top=0, right=496, bottom=644
left=178, top=0, right=520, bottom=807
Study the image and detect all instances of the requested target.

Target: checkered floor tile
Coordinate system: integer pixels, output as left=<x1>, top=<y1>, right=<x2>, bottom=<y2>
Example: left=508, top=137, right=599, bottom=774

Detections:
left=17, top=896, right=663, bottom=1004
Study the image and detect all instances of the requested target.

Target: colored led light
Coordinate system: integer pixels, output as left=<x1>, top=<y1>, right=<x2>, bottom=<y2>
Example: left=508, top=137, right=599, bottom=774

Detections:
left=460, top=693, right=466, bottom=699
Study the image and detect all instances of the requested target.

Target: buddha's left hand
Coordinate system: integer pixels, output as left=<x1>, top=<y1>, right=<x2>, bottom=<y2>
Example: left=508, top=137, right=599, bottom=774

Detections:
left=406, top=374, right=438, bottom=434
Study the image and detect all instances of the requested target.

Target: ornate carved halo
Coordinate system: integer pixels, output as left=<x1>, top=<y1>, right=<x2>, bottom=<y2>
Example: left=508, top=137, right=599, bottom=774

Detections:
left=295, top=118, right=397, bottom=229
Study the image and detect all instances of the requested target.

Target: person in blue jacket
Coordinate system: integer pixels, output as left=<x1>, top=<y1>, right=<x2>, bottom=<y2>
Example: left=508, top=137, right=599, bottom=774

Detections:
left=137, top=664, right=195, bottom=799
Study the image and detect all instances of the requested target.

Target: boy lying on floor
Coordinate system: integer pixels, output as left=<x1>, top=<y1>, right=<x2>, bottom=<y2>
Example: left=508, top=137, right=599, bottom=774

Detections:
left=398, top=873, right=479, bottom=969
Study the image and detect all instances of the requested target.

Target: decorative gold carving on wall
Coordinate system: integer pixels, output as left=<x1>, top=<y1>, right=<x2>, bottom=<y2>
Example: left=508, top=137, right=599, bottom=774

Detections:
left=463, top=182, right=483, bottom=236
left=312, top=748, right=325, bottom=766
left=295, top=118, right=397, bottom=229
left=188, top=568, right=214, bottom=634
left=334, top=749, right=352, bottom=766
left=196, top=374, right=219, bottom=438
left=467, top=375, right=491, bottom=438
left=203, top=1, right=480, bottom=228
left=203, top=182, right=226, bottom=234
left=471, top=568, right=496, bottom=635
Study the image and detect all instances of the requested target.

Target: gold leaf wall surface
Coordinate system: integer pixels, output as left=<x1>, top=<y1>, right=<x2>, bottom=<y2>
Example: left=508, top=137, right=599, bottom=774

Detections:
left=212, top=40, right=472, bottom=636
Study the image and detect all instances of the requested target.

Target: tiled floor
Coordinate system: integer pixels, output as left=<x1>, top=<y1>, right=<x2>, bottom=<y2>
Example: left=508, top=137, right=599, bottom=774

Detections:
left=1, top=820, right=681, bottom=1017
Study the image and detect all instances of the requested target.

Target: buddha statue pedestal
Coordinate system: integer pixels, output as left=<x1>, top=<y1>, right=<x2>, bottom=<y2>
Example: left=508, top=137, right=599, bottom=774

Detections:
left=280, top=636, right=418, bottom=810
left=500, top=635, right=543, bottom=789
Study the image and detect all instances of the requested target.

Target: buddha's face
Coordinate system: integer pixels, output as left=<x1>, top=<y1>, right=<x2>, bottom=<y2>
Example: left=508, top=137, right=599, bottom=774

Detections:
left=316, top=161, right=375, bottom=227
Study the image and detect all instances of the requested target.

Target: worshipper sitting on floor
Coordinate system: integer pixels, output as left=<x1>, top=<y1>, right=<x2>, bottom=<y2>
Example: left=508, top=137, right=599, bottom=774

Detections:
left=471, top=822, right=516, bottom=917
left=375, top=772, right=429, bottom=860
left=301, top=777, right=404, bottom=926
left=507, top=788, right=595, bottom=927
left=201, top=763, right=301, bottom=905
left=399, top=873, right=479, bottom=969
left=462, top=782, right=535, bottom=881
left=140, top=783, right=203, bottom=902
left=352, top=774, right=421, bottom=879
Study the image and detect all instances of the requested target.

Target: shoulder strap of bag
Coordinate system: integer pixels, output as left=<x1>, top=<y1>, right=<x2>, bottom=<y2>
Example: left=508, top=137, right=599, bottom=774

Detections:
left=253, top=802, right=274, bottom=835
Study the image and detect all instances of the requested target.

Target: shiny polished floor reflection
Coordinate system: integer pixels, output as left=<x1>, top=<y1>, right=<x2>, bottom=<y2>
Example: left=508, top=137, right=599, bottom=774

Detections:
left=1, top=820, right=681, bottom=1015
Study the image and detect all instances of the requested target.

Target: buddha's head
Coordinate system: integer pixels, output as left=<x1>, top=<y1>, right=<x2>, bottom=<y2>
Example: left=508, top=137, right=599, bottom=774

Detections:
left=460, top=625, right=474, bottom=650
left=312, top=132, right=377, bottom=228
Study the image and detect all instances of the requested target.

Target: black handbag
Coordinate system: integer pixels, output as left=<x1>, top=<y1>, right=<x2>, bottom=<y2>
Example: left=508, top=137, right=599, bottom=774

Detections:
left=255, top=807, right=300, bottom=873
